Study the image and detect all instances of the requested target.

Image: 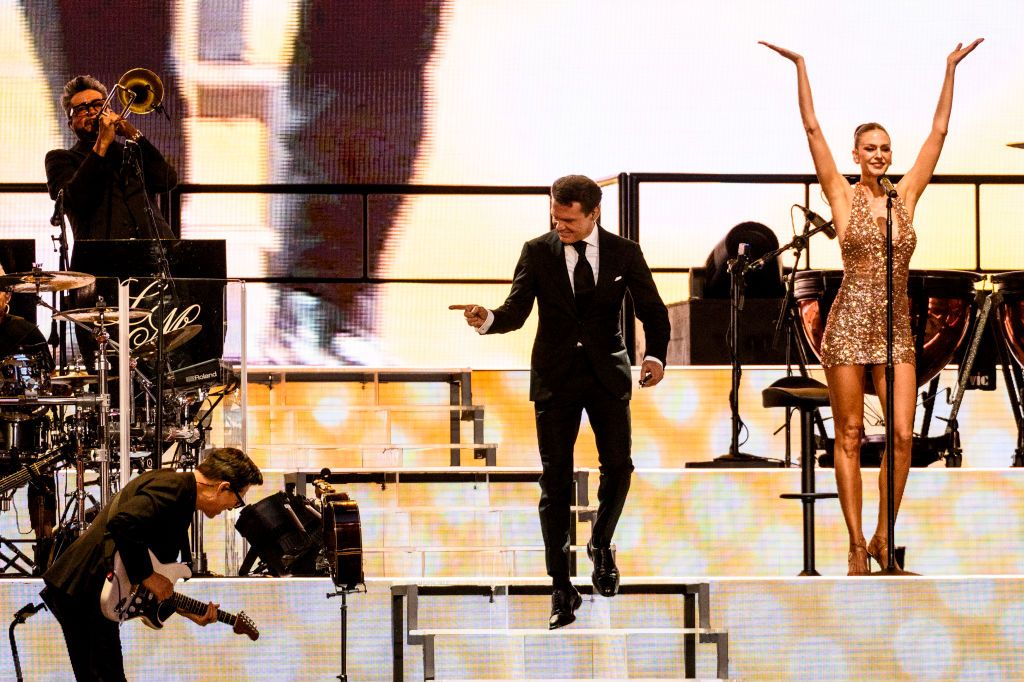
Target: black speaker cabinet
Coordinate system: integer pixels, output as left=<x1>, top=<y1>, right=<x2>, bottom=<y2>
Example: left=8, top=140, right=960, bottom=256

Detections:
left=665, top=298, right=791, bottom=365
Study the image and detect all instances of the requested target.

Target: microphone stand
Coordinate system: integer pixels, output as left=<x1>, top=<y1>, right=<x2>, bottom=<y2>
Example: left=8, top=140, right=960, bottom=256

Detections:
left=881, top=187, right=909, bottom=575
left=688, top=244, right=784, bottom=467
left=123, top=138, right=176, bottom=470
left=764, top=219, right=833, bottom=465
left=50, top=189, right=70, bottom=372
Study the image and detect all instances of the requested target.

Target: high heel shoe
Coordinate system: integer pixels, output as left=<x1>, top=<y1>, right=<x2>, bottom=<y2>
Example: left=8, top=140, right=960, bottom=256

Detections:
left=867, top=535, right=906, bottom=571
left=848, top=543, right=870, bottom=576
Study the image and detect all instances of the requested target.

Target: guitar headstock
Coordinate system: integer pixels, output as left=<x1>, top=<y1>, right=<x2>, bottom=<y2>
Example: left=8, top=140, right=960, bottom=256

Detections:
left=234, top=611, right=259, bottom=641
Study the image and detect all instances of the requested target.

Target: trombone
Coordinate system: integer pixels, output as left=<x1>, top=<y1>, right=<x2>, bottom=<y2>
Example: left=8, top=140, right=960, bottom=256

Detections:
left=95, top=68, right=164, bottom=121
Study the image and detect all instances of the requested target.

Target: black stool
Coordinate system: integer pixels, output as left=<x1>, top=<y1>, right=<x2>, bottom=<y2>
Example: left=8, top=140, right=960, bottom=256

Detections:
left=763, top=376, right=838, bottom=576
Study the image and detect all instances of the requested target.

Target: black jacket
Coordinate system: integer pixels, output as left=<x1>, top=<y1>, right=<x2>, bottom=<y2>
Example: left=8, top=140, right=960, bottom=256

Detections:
left=45, top=138, right=178, bottom=241
left=44, top=469, right=196, bottom=600
left=488, top=227, right=670, bottom=402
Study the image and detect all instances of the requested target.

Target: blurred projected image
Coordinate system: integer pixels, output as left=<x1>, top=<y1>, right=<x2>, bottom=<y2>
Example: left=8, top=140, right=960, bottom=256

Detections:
left=21, top=1, right=443, bottom=366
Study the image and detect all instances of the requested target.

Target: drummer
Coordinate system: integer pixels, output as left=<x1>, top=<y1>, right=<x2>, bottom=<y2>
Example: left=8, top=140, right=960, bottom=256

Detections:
left=0, top=266, right=58, bottom=573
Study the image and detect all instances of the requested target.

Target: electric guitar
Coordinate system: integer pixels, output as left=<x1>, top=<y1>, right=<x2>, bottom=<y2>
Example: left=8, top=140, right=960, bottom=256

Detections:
left=0, top=447, right=70, bottom=496
left=100, top=549, right=259, bottom=640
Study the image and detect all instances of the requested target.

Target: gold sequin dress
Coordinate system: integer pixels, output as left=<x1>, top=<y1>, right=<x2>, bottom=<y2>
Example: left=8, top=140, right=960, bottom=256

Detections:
left=820, top=183, right=917, bottom=367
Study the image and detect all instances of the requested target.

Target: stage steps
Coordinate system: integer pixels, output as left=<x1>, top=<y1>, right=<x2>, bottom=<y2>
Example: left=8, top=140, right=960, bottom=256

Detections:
left=392, top=579, right=729, bottom=681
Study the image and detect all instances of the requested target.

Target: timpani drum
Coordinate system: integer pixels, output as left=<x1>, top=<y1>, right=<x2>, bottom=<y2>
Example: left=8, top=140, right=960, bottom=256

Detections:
left=793, top=269, right=981, bottom=393
left=992, top=272, right=1024, bottom=367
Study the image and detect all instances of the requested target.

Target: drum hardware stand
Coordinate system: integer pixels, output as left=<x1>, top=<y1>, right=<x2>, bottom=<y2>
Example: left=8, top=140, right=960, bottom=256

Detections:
left=92, top=315, right=115, bottom=509
left=970, top=289, right=1024, bottom=466
left=920, top=290, right=994, bottom=468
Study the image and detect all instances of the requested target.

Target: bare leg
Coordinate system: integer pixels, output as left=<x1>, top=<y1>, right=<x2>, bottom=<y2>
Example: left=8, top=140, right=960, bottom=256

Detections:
left=825, top=364, right=869, bottom=573
left=868, top=362, right=916, bottom=567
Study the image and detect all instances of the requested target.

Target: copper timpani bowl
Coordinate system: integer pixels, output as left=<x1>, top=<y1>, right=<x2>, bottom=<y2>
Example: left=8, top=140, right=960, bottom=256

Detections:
left=992, top=271, right=1024, bottom=367
left=793, top=269, right=982, bottom=394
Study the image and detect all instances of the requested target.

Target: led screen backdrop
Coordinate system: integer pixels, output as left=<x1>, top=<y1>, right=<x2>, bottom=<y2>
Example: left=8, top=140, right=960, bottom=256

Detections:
left=1, top=1, right=1022, bottom=366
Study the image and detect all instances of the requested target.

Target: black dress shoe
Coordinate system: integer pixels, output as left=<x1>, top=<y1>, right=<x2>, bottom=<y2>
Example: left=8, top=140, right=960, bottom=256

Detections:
left=548, top=586, right=582, bottom=629
left=587, top=540, right=620, bottom=597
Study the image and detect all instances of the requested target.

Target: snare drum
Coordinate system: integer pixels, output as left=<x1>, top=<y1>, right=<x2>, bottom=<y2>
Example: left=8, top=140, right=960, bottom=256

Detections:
left=794, top=269, right=981, bottom=393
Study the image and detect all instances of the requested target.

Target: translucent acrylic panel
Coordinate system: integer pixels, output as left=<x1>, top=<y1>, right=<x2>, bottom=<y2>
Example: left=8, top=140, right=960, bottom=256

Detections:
left=807, top=183, right=977, bottom=270
left=637, top=183, right=807, bottom=269
left=369, top=193, right=550, bottom=279
left=181, top=192, right=364, bottom=279
left=980, top=185, right=1024, bottom=271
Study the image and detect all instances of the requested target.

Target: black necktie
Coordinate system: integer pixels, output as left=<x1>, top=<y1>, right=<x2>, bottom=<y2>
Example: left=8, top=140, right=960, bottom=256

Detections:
left=572, top=241, right=595, bottom=310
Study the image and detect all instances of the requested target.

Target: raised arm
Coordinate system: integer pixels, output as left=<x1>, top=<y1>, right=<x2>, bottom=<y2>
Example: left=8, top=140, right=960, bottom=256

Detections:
left=898, top=39, right=983, bottom=210
left=760, top=42, right=849, bottom=208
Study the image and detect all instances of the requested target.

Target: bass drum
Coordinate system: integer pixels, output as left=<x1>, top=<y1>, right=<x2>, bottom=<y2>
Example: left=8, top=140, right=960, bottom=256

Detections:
left=794, top=269, right=981, bottom=394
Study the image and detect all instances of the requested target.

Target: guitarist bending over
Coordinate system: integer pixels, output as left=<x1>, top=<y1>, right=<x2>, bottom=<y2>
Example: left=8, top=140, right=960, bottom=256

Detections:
left=41, top=447, right=263, bottom=681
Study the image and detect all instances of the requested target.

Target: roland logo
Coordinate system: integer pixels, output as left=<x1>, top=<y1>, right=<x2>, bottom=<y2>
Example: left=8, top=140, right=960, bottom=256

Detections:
left=186, top=370, right=218, bottom=383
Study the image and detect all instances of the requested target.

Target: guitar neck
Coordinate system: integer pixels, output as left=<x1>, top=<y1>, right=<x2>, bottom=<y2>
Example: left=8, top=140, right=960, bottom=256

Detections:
left=171, top=591, right=236, bottom=628
left=0, top=448, right=68, bottom=496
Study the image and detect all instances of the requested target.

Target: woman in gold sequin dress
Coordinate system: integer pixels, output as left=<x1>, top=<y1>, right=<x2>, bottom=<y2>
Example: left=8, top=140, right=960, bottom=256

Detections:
left=761, top=38, right=983, bottom=575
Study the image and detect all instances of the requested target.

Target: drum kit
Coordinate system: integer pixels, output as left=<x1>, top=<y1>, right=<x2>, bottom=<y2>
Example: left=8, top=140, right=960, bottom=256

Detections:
left=793, top=268, right=1024, bottom=467
left=0, top=266, right=224, bottom=575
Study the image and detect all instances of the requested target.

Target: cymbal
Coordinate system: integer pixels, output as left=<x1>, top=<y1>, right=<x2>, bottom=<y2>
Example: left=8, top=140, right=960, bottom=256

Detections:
left=133, top=324, right=202, bottom=359
left=1009, top=142, right=1024, bottom=149
left=0, top=270, right=95, bottom=293
left=50, top=371, right=97, bottom=385
left=54, top=306, right=148, bottom=325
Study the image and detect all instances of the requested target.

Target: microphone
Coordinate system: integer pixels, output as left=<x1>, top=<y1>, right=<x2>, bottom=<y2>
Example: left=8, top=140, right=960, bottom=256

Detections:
left=50, top=189, right=64, bottom=227
left=878, top=176, right=898, bottom=198
left=13, top=602, right=46, bottom=624
left=122, top=139, right=138, bottom=178
left=797, top=206, right=836, bottom=239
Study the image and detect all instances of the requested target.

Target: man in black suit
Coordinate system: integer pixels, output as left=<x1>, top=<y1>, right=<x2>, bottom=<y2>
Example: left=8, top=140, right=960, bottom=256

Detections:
left=452, top=174, right=670, bottom=628
left=40, top=447, right=263, bottom=680
left=45, top=75, right=178, bottom=242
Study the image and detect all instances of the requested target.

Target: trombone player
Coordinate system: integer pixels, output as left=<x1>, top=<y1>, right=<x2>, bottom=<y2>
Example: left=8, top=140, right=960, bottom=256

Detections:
left=45, top=74, right=177, bottom=241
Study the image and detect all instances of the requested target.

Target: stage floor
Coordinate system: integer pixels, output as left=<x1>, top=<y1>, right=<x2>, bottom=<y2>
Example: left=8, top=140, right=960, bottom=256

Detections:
left=3, top=574, right=1023, bottom=681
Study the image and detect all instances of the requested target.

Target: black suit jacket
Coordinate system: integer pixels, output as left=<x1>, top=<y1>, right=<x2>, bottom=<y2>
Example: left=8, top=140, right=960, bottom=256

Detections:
left=45, top=138, right=178, bottom=241
left=44, top=470, right=196, bottom=600
left=488, top=227, right=670, bottom=402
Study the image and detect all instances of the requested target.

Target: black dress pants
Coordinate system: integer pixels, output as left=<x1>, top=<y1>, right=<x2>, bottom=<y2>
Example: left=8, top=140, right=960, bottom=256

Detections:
left=534, top=349, right=633, bottom=585
left=41, top=583, right=127, bottom=682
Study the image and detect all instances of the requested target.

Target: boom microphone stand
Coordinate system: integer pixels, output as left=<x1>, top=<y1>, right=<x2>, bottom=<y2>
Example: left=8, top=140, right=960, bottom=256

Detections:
left=122, top=138, right=175, bottom=470
left=686, top=242, right=782, bottom=467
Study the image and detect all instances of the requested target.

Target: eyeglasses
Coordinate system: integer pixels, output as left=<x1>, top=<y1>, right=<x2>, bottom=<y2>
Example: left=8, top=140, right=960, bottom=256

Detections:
left=68, top=98, right=105, bottom=118
left=199, top=480, right=247, bottom=509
